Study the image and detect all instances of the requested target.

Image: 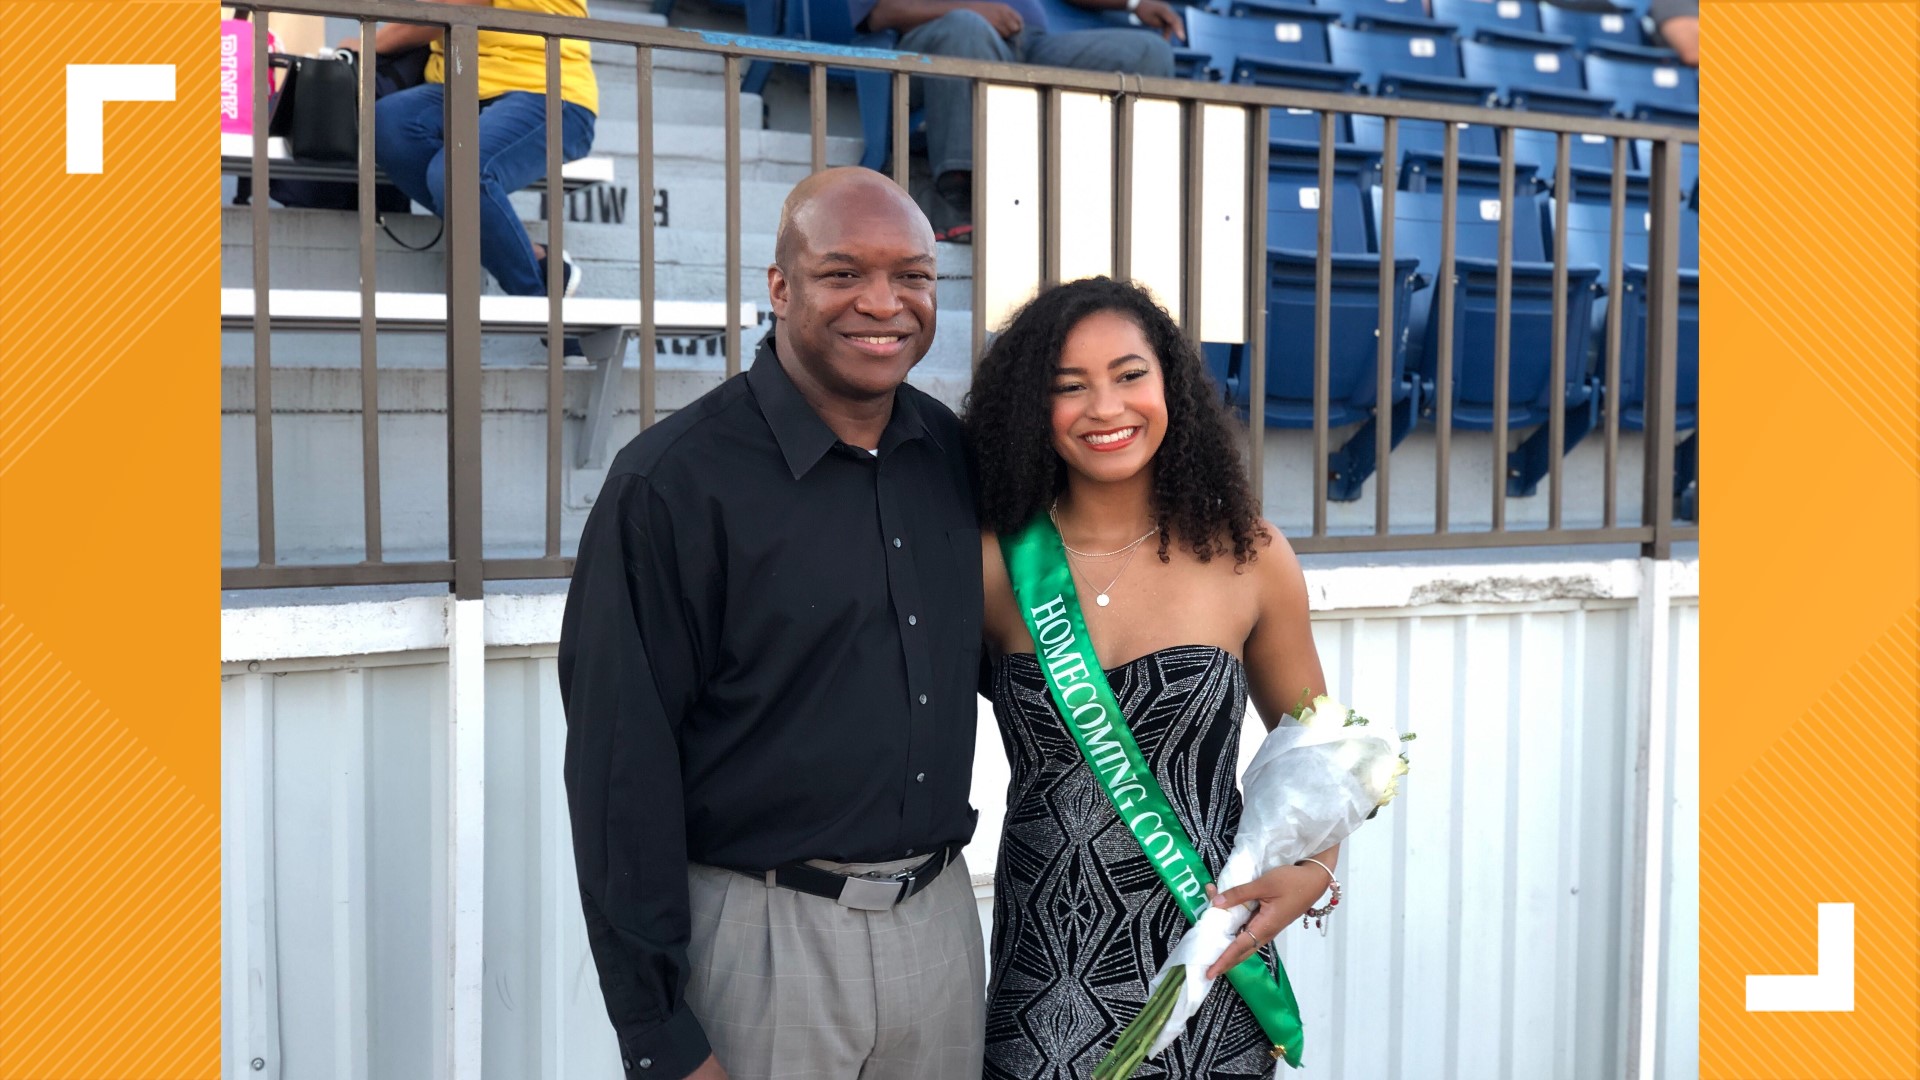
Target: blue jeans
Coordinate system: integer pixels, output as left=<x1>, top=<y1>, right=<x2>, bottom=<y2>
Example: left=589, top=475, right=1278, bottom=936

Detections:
left=896, top=12, right=1174, bottom=181
left=374, top=84, right=596, bottom=296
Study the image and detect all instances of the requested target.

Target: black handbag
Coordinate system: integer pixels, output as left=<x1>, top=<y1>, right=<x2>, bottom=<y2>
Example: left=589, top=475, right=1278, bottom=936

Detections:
left=235, top=46, right=434, bottom=228
left=268, top=51, right=358, bottom=162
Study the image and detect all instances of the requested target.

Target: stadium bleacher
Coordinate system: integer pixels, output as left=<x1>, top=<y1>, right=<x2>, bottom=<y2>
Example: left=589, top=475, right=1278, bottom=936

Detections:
left=1146, top=0, right=1697, bottom=500
left=697, top=0, right=1703, bottom=506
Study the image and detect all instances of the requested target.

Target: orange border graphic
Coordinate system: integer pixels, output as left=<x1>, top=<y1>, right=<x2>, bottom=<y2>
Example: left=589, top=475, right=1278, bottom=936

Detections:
left=0, top=0, right=1918, bottom=1078
left=1699, top=3, right=1920, bottom=1078
left=0, top=2, right=220, bottom=1077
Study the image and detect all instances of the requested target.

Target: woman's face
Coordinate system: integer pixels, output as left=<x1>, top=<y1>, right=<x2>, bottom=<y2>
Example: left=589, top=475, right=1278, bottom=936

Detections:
left=1049, top=309, right=1169, bottom=487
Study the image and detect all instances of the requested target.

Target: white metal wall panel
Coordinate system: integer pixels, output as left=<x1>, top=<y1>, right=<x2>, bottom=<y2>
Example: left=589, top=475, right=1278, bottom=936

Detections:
left=222, top=594, right=1698, bottom=1080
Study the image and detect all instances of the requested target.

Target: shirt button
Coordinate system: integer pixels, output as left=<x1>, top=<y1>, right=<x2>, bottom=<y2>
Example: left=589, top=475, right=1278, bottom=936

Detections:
left=622, top=1061, right=631, bottom=1071
left=638, top=1059, right=653, bottom=1070
left=907, top=615, right=918, bottom=626
left=916, top=772, right=926, bottom=782
left=918, top=694, right=928, bottom=705
left=906, top=848, right=915, bottom=856
left=893, top=537, right=902, bottom=548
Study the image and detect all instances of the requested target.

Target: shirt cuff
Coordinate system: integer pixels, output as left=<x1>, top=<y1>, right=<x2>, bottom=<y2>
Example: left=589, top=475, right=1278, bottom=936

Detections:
left=620, top=1006, right=712, bottom=1080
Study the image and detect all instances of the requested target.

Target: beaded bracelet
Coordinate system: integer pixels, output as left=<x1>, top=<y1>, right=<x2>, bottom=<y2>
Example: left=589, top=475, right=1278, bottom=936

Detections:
left=1297, top=857, right=1341, bottom=935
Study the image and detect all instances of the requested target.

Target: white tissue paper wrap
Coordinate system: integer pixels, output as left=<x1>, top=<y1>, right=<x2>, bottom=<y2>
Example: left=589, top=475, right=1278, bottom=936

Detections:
left=1141, top=697, right=1407, bottom=1063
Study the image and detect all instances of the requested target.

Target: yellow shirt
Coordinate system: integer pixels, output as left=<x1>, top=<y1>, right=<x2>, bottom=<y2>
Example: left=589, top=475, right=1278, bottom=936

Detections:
left=426, top=0, right=599, bottom=115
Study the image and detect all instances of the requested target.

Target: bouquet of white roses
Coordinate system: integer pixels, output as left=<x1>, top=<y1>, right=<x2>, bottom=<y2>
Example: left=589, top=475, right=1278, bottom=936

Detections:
left=1094, top=695, right=1411, bottom=1078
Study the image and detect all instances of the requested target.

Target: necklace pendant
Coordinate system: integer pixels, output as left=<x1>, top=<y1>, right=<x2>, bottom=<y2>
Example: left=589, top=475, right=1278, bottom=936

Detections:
left=1096, top=594, right=1111, bottom=607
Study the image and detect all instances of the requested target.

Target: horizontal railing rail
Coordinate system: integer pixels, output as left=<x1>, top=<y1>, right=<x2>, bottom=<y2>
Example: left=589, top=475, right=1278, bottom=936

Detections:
left=223, top=0, right=1699, bottom=595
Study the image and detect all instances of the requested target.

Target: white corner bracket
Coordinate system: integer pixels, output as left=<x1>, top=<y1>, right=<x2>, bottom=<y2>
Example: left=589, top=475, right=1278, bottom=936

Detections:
left=1745, top=903, right=1855, bottom=1012
left=67, top=64, right=174, bottom=174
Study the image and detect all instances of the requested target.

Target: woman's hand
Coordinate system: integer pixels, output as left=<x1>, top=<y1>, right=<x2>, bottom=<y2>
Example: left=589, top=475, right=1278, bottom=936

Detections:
left=1201, top=861, right=1335, bottom=979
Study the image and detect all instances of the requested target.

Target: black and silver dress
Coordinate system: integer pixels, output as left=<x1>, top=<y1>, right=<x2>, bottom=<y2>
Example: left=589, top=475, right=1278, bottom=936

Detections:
left=984, top=645, right=1279, bottom=1079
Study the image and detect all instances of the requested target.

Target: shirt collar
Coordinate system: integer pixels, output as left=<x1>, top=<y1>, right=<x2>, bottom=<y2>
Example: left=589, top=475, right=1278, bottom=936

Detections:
left=746, top=332, right=942, bottom=479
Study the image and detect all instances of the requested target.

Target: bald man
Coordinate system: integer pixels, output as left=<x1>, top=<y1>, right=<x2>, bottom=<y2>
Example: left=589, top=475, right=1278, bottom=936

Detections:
left=560, top=168, right=985, bottom=1080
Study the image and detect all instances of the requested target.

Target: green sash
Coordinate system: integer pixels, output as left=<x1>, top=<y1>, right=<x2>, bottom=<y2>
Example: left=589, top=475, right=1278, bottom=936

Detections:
left=1000, top=514, right=1305, bottom=1068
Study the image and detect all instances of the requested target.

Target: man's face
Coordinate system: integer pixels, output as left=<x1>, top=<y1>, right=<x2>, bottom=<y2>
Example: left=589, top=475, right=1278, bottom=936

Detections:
left=769, top=186, right=937, bottom=402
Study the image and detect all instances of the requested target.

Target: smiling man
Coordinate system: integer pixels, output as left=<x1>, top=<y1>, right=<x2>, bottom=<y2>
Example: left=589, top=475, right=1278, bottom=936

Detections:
left=559, top=167, right=985, bottom=1080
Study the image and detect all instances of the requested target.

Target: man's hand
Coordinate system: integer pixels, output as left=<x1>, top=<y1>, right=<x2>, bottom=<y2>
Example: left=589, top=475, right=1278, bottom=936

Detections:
left=1133, top=0, right=1185, bottom=42
left=686, top=1055, right=731, bottom=1080
left=965, top=0, right=1025, bottom=38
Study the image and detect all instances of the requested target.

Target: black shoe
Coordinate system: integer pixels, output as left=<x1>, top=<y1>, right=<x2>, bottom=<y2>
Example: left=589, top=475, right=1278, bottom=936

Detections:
left=928, top=188, right=973, bottom=245
left=540, top=335, right=588, bottom=362
left=537, top=249, right=582, bottom=297
left=935, top=169, right=973, bottom=216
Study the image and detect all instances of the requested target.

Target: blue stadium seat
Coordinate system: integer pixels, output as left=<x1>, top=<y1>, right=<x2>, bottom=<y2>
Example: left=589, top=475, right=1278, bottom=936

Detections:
left=1211, top=151, right=1425, bottom=500
left=1537, top=1, right=1674, bottom=59
left=1331, top=22, right=1502, bottom=190
left=1313, top=0, right=1450, bottom=33
left=1633, top=138, right=1700, bottom=200
left=1328, top=23, right=1497, bottom=105
left=757, top=0, right=912, bottom=171
left=1271, top=106, right=1358, bottom=145
left=1506, top=128, right=1619, bottom=186
left=1382, top=178, right=1606, bottom=495
left=1460, top=39, right=1613, bottom=114
left=1268, top=143, right=1381, bottom=251
left=1429, top=0, right=1571, bottom=47
left=1553, top=194, right=1699, bottom=432
left=1372, top=118, right=1508, bottom=197
left=1583, top=52, right=1698, bottom=124
left=1182, top=5, right=1361, bottom=91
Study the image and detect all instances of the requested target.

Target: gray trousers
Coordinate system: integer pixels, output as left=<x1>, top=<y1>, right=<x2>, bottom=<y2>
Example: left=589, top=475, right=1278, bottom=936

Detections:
left=685, top=853, right=986, bottom=1080
left=897, top=12, right=1176, bottom=180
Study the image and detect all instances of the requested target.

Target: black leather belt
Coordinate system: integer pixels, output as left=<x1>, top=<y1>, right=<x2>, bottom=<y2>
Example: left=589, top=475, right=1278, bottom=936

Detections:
left=757, top=843, right=962, bottom=911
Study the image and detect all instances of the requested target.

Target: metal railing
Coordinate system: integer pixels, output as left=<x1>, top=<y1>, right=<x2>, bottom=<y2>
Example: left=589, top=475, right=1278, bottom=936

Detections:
left=224, top=0, right=1699, bottom=596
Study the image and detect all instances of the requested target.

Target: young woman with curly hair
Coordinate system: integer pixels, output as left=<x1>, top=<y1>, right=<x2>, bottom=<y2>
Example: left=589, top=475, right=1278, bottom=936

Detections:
left=965, top=277, right=1338, bottom=1079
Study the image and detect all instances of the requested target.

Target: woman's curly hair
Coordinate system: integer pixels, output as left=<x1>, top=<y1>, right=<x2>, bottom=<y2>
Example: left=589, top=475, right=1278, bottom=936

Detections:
left=962, top=277, right=1268, bottom=567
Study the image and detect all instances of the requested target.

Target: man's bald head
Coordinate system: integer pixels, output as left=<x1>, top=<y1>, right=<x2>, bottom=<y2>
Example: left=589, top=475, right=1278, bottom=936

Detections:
left=774, top=167, right=933, bottom=272
left=765, top=166, right=939, bottom=407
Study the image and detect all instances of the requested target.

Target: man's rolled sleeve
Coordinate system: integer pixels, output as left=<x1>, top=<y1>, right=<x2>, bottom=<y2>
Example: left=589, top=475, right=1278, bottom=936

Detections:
left=560, top=470, right=716, bottom=1080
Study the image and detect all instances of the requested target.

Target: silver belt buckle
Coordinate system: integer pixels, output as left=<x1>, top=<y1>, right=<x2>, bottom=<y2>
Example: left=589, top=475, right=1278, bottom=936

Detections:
left=835, top=873, right=907, bottom=911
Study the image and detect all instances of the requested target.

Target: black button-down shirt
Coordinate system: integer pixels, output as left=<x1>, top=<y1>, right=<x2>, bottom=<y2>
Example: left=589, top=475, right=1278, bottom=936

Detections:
left=559, top=334, right=982, bottom=1080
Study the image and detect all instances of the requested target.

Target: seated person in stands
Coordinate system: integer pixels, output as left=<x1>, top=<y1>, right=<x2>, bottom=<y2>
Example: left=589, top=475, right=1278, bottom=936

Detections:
left=859, top=0, right=1185, bottom=241
left=1648, top=0, right=1698, bottom=66
left=346, top=0, right=599, bottom=297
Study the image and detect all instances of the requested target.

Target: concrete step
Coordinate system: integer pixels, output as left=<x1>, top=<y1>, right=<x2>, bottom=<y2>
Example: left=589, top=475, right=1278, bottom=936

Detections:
left=596, top=84, right=763, bottom=129
left=569, top=119, right=865, bottom=174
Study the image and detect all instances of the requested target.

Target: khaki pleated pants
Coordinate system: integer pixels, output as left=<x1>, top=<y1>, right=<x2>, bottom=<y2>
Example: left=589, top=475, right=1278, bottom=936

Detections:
left=685, top=852, right=986, bottom=1080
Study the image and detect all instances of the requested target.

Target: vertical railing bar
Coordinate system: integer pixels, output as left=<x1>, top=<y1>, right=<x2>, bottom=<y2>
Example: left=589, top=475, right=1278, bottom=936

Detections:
left=251, top=13, right=276, bottom=567
left=1642, top=138, right=1681, bottom=559
left=1312, top=109, right=1334, bottom=538
left=1491, top=126, right=1515, bottom=533
left=357, top=16, right=381, bottom=563
left=725, top=55, right=742, bottom=378
left=446, top=22, right=485, bottom=599
left=1245, top=108, right=1269, bottom=503
left=544, top=35, right=565, bottom=559
left=1374, top=115, right=1398, bottom=536
left=1044, top=88, right=1063, bottom=287
left=1114, top=91, right=1134, bottom=283
left=1603, top=136, right=1626, bottom=528
left=809, top=62, right=827, bottom=173
left=1435, top=120, right=1458, bottom=534
left=891, top=72, right=910, bottom=186
left=637, top=46, right=657, bottom=430
left=1182, top=102, right=1206, bottom=349
left=1547, top=129, right=1569, bottom=533
left=972, top=83, right=988, bottom=365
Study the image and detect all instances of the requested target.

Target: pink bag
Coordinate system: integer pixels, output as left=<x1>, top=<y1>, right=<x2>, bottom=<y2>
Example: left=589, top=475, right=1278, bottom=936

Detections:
left=220, top=17, right=279, bottom=136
